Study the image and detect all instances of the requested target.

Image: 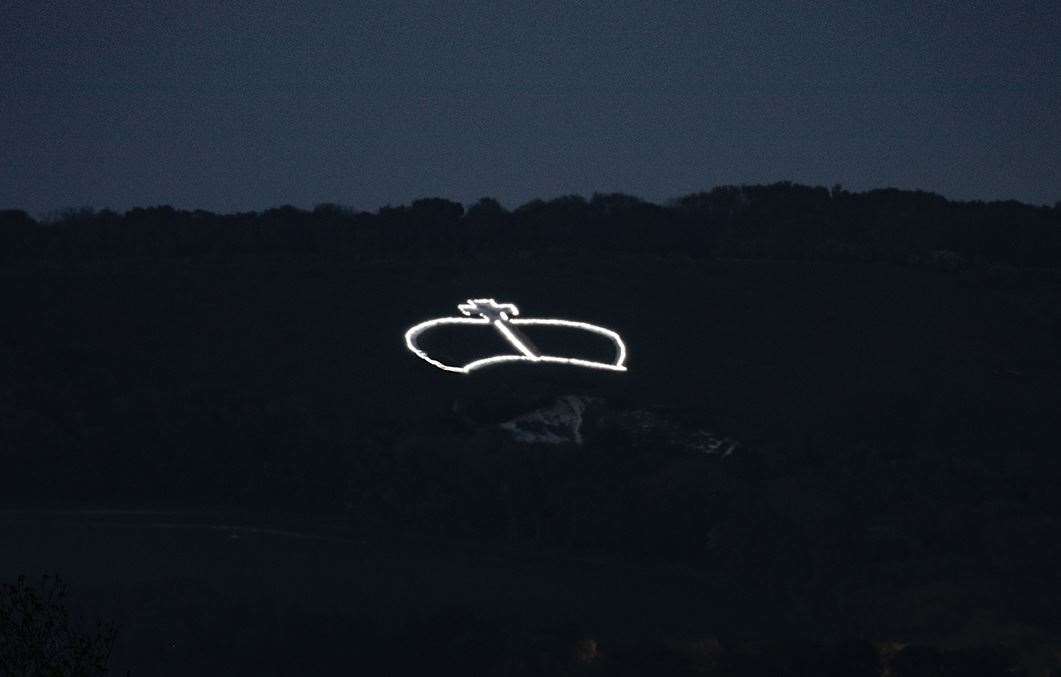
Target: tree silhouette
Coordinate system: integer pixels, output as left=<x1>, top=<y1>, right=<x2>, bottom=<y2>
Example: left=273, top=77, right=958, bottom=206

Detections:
left=3, top=183, right=1059, bottom=267
left=0, top=575, right=116, bottom=676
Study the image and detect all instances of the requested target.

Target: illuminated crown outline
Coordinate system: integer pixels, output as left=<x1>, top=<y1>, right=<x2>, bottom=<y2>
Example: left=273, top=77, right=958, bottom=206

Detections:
left=404, top=298, right=628, bottom=374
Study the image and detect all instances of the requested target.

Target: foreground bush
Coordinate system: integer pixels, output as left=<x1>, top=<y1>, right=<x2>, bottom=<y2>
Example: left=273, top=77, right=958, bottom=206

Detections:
left=0, top=575, right=116, bottom=676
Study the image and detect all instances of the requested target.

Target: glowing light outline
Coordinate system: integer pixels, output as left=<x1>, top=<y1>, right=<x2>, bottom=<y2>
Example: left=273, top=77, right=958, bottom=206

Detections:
left=404, top=299, right=628, bottom=374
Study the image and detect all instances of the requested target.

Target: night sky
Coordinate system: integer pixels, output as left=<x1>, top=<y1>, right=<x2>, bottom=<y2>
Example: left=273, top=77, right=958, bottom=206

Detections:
left=3, top=2, right=1058, bottom=216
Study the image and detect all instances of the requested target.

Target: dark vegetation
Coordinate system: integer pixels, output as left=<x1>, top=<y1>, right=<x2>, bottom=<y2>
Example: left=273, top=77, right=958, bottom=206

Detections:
left=0, top=574, right=116, bottom=676
left=2, top=183, right=1060, bottom=270
left=2, top=183, right=1060, bottom=674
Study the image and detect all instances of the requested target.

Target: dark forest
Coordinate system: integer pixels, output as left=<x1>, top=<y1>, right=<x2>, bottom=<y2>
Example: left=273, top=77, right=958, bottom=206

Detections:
left=3, top=183, right=1060, bottom=268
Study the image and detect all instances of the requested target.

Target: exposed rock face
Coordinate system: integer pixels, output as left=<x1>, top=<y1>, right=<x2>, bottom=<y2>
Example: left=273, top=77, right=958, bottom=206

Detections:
left=498, top=395, right=597, bottom=445
left=493, top=394, right=739, bottom=455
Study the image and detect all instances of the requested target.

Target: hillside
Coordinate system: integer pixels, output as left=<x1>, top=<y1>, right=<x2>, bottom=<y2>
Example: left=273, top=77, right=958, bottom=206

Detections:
left=2, top=186, right=1060, bottom=674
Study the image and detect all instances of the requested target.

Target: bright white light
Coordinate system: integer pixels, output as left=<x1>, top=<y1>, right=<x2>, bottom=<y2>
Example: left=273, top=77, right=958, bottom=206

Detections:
left=405, top=298, right=628, bottom=374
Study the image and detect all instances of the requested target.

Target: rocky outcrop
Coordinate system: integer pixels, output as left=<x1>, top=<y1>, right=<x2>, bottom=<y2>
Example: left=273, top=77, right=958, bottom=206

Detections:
left=491, top=394, right=739, bottom=455
left=497, top=394, right=595, bottom=445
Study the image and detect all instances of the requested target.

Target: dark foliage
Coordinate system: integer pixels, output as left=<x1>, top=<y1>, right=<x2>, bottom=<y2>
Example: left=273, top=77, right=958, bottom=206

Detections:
left=0, top=575, right=116, bottom=676
left=2, top=183, right=1059, bottom=269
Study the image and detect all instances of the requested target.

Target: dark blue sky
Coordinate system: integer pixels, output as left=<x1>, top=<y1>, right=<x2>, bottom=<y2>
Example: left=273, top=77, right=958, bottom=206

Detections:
left=3, top=2, right=1058, bottom=216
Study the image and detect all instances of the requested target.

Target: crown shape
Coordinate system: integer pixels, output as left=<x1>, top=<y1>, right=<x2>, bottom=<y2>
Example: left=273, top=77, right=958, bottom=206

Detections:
left=405, top=298, right=627, bottom=374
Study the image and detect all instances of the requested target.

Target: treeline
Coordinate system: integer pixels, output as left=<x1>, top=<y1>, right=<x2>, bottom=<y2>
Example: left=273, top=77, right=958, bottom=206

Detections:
left=2, top=183, right=1059, bottom=268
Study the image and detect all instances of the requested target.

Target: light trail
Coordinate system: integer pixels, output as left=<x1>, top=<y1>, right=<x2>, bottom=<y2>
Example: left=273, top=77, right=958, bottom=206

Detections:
left=404, top=298, right=627, bottom=374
